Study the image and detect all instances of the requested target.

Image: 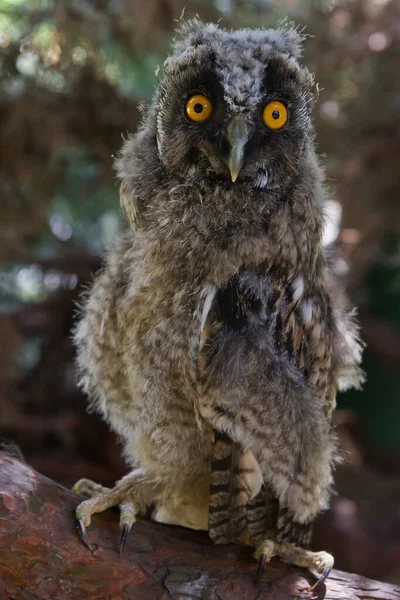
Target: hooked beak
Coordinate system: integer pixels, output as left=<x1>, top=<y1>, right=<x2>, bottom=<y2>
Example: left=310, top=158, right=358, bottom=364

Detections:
left=226, top=117, right=249, bottom=183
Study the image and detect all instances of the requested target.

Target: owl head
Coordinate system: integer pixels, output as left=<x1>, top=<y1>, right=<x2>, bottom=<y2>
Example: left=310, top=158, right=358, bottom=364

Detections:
left=154, top=20, right=316, bottom=190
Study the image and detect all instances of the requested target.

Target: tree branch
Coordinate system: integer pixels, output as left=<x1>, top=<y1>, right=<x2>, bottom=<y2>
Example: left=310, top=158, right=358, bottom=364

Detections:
left=0, top=444, right=398, bottom=600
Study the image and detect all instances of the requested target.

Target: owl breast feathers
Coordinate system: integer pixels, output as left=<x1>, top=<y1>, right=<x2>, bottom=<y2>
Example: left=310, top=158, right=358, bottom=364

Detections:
left=74, top=19, right=364, bottom=560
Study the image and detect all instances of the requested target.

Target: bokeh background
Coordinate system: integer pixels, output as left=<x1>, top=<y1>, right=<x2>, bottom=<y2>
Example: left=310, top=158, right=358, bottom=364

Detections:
left=0, top=0, right=399, bottom=584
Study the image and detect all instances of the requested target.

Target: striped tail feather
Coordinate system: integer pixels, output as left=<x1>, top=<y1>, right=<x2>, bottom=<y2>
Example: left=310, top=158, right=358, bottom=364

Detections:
left=247, top=486, right=279, bottom=546
left=208, top=429, right=263, bottom=544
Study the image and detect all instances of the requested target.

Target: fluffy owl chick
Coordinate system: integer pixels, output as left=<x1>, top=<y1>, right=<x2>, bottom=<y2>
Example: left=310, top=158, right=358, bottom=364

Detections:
left=73, top=20, right=364, bottom=587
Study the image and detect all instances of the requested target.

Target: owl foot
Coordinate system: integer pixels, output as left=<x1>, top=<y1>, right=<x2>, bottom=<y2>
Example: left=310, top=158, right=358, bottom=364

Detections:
left=254, top=539, right=334, bottom=590
left=73, top=470, right=211, bottom=552
left=72, top=473, right=149, bottom=553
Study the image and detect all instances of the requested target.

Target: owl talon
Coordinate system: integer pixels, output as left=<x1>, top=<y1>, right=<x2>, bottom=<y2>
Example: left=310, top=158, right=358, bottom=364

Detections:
left=118, top=499, right=136, bottom=553
left=76, top=518, right=92, bottom=551
left=119, top=523, right=131, bottom=554
left=309, top=566, right=331, bottom=592
left=255, top=553, right=267, bottom=584
left=253, top=538, right=276, bottom=583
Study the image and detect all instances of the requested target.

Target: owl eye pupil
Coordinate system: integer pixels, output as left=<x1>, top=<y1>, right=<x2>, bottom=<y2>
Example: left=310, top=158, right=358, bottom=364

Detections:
left=194, top=103, right=203, bottom=113
left=272, top=110, right=280, bottom=120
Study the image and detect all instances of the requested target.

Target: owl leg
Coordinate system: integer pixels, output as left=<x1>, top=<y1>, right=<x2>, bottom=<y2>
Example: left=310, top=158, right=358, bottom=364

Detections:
left=254, top=508, right=333, bottom=590
left=72, top=469, right=161, bottom=552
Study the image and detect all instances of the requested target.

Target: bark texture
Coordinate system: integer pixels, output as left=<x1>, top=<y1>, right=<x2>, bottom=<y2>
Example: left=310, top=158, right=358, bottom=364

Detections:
left=0, top=445, right=399, bottom=600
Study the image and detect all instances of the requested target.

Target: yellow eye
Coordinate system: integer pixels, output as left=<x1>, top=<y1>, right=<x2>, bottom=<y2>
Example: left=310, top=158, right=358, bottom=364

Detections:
left=185, top=94, right=212, bottom=123
left=263, top=101, right=288, bottom=130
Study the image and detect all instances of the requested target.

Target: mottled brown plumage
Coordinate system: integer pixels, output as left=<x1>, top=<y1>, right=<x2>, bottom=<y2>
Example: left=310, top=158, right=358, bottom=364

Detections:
left=72, top=19, right=364, bottom=586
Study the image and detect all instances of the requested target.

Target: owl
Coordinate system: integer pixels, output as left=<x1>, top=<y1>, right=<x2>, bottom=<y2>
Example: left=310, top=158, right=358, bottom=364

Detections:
left=72, top=20, right=364, bottom=588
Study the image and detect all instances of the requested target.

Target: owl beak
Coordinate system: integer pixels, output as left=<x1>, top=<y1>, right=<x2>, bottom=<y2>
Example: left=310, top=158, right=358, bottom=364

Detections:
left=226, top=117, right=249, bottom=183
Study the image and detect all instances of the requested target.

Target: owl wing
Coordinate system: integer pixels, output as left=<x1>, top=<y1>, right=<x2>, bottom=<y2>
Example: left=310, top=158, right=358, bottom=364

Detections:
left=325, top=270, right=365, bottom=403
left=193, top=267, right=363, bottom=546
left=271, top=272, right=364, bottom=549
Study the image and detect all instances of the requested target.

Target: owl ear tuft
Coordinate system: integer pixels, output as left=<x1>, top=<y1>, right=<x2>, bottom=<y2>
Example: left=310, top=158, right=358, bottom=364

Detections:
left=163, top=19, right=217, bottom=76
left=171, top=18, right=219, bottom=54
left=177, top=16, right=206, bottom=39
left=269, top=23, right=309, bottom=60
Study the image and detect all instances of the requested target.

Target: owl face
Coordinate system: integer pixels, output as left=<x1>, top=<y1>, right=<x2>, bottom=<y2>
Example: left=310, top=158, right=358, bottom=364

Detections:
left=155, top=22, right=316, bottom=190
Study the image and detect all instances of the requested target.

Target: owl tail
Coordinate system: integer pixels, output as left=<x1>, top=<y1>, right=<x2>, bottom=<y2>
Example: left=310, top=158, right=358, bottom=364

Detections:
left=208, top=430, right=264, bottom=544
left=246, top=487, right=280, bottom=546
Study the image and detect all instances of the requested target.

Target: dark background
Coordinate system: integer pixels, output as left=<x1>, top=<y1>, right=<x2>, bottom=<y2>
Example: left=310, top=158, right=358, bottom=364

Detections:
left=0, top=0, right=399, bottom=584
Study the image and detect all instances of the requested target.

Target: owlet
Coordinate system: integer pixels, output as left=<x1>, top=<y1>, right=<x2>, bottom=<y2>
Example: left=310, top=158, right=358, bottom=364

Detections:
left=73, top=20, right=364, bottom=588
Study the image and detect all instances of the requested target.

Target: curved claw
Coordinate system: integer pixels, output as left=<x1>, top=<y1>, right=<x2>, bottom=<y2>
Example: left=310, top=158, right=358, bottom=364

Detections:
left=76, top=517, right=92, bottom=551
left=119, top=523, right=130, bottom=554
left=255, top=553, right=267, bottom=584
left=310, top=566, right=331, bottom=592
